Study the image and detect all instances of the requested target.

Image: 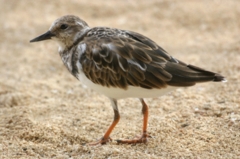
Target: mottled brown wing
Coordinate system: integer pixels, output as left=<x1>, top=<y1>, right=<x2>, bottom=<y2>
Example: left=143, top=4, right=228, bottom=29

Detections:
left=79, top=29, right=224, bottom=89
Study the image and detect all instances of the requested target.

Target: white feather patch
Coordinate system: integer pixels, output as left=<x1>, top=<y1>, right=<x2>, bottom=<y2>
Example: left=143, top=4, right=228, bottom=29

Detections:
left=77, top=69, right=176, bottom=99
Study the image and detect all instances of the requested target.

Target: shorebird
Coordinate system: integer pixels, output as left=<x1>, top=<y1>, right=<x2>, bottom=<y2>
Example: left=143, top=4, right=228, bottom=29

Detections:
left=30, top=15, right=226, bottom=145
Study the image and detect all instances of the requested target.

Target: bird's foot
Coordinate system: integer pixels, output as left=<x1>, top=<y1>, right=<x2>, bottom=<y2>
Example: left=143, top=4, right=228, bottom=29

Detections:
left=116, top=133, right=151, bottom=144
left=87, top=137, right=112, bottom=146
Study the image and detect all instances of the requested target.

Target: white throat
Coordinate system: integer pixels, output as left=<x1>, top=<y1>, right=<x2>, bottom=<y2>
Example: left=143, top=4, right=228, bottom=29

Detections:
left=52, top=38, right=66, bottom=52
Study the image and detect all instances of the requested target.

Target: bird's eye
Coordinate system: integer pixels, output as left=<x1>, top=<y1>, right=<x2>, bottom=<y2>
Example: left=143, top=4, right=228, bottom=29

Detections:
left=60, top=24, right=68, bottom=30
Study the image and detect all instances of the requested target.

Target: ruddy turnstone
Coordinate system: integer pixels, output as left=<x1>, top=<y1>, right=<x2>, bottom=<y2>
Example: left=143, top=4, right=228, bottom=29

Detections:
left=30, top=15, right=226, bottom=145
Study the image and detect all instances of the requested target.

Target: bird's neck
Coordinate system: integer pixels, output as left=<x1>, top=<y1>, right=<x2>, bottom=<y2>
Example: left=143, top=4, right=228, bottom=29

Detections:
left=72, top=27, right=90, bottom=48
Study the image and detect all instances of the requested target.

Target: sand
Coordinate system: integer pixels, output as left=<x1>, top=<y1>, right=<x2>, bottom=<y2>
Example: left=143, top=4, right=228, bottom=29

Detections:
left=0, top=0, right=239, bottom=158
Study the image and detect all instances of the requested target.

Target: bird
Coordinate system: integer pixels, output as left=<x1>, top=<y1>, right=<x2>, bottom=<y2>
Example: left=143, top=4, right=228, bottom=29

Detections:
left=30, top=15, right=226, bottom=145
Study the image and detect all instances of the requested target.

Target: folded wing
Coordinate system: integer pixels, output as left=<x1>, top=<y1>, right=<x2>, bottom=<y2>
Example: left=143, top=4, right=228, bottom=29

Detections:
left=78, top=28, right=225, bottom=89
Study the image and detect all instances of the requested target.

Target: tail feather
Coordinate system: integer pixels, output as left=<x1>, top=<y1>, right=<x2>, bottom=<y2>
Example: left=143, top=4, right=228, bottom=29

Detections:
left=188, top=65, right=226, bottom=82
left=214, top=73, right=227, bottom=82
left=165, top=62, right=226, bottom=87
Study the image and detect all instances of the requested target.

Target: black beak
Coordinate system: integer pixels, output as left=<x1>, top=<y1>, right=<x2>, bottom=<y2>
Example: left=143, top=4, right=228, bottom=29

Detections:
left=30, top=31, right=55, bottom=43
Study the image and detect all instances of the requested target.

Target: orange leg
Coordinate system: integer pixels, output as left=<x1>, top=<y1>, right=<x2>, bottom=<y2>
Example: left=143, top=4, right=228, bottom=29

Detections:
left=117, top=98, right=150, bottom=144
left=88, top=99, right=120, bottom=145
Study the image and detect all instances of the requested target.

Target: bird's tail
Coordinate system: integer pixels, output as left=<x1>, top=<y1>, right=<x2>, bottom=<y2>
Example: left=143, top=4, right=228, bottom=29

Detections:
left=165, top=62, right=227, bottom=87
left=188, top=64, right=227, bottom=82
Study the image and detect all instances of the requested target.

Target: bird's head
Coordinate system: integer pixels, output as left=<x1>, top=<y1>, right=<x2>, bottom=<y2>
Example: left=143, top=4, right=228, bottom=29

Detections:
left=30, top=15, right=90, bottom=51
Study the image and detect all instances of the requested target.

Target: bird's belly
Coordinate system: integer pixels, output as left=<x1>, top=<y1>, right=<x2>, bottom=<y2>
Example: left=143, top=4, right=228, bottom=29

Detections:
left=77, top=71, right=176, bottom=99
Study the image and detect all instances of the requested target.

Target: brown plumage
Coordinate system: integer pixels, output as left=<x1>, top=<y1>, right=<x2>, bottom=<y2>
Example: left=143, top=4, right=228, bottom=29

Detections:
left=78, top=27, right=225, bottom=89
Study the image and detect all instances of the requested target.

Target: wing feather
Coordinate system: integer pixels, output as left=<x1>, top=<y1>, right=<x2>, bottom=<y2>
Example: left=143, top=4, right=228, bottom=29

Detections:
left=75, top=27, right=224, bottom=89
